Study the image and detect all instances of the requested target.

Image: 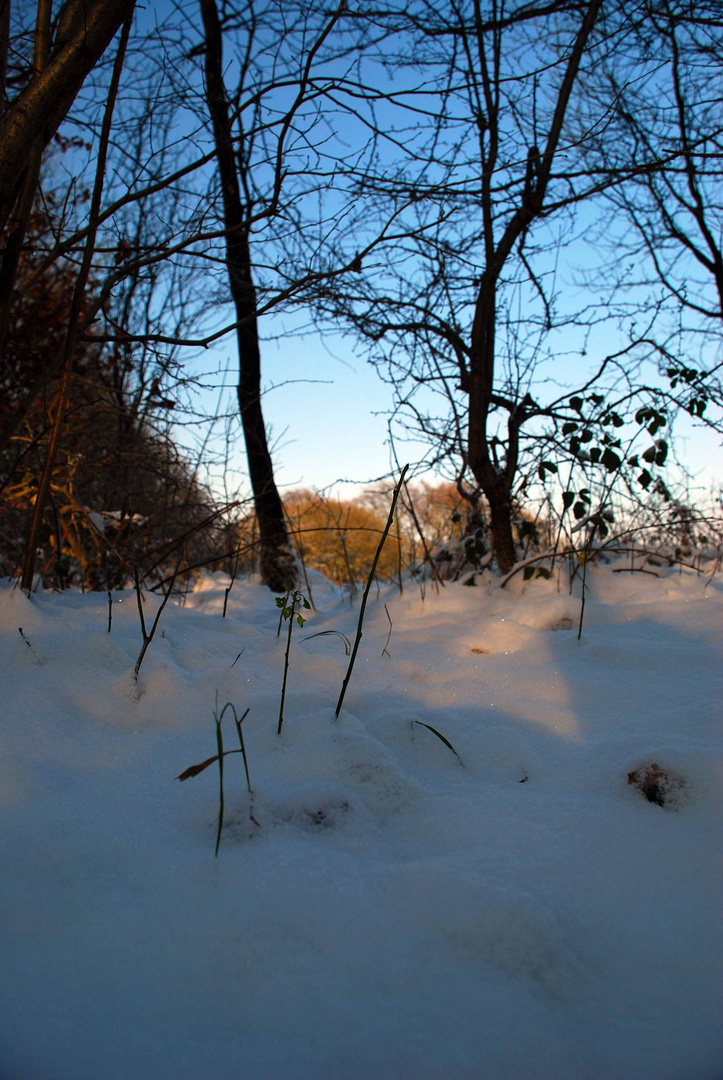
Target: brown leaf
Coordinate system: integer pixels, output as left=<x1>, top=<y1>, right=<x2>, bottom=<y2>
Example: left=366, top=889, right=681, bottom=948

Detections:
left=176, top=755, right=219, bottom=781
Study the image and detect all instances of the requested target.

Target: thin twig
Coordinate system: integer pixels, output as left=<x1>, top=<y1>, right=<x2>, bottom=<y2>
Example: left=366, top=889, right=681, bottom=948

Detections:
left=133, top=552, right=183, bottom=683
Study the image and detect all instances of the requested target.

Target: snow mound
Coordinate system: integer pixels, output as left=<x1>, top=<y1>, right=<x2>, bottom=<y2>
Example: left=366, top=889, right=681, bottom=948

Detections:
left=0, top=562, right=721, bottom=1080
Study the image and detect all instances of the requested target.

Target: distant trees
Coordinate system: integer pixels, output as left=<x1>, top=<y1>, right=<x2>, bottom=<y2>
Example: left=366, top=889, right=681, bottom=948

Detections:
left=285, top=490, right=398, bottom=589
left=284, top=482, right=473, bottom=589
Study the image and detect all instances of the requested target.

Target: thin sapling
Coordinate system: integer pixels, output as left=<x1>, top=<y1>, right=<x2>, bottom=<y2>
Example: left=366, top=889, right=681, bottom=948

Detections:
left=132, top=552, right=182, bottom=684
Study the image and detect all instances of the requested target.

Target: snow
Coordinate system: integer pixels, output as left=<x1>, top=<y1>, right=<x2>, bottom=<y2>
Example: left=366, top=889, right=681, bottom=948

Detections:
left=0, top=562, right=721, bottom=1080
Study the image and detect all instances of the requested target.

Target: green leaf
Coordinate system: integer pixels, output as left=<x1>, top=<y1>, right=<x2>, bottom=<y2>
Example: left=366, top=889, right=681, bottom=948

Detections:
left=562, top=491, right=575, bottom=510
left=524, top=566, right=535, bottom=580
left=569, top=436, right=580, bottom=455
left=601, top=447, right=622, bottom=472
left=588, top=447, right=601, bottom=464
left=642, top=445, right=656, bottom=464
left=589, top=393, right=604, bottom=406
left=580, top=428, right=593, bottom=443
left=573, top=501, right=587, bottom=520
left=638, top=469, right=652, bottom=490
left=538, top=460, right=557, bottom=480
left=654, top=440, right=668, bottom=466
left=589, top=513, right=609, bottom=539
left=569, top=396, right=583, bottom=413
left=611, top=412, right=624, bottom=428
left=562, top=421, right=577, bottom=436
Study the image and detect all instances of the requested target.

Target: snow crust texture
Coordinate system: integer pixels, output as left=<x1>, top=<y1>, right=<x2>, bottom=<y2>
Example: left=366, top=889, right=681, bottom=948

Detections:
left=0, top=564, right=721, bottom=1080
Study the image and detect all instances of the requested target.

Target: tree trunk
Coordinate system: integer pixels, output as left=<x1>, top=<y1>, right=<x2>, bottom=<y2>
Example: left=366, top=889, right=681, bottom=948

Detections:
left=0, top=0, right=53, bottom=361
left=0, top=0, right=136, bottom=233
left=466, top=270, right=518, bottom=573
left=486, top=484, right=517, bottom=575
left=200, top=0, right=297, bottom=593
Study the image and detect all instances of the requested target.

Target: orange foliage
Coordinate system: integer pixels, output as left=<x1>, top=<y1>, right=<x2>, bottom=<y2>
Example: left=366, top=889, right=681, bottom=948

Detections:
left=284, top=490, right=400, bottom=588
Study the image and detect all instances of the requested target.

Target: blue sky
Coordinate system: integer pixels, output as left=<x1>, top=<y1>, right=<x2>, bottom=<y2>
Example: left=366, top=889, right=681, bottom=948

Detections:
left=189, top=319, right=721, bottom=506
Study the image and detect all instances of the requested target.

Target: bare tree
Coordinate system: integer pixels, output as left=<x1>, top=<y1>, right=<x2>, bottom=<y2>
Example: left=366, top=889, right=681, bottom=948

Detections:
left=306, top=0, right=617, bottom=572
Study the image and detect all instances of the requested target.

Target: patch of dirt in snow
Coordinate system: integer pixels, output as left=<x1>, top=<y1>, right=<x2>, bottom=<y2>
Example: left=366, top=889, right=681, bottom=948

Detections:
left=627, top=762, right=687, bottom=809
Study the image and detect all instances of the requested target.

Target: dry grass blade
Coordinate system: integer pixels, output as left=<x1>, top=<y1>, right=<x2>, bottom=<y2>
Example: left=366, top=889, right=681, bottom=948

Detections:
left=301, top=629, right=352, bottom=654
left=230, top=705, right=252, bottom=794
left=214, top=706, right=225, bottom=857
left=411, top=720, right=463, bottom=765
left=382, top=604, right=393, bottom=657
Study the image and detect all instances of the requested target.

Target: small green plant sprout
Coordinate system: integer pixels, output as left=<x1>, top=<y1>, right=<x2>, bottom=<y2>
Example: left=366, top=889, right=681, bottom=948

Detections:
left=276, top=589, right=311, bottom=735
left=177, top=697, right=255, bottom=857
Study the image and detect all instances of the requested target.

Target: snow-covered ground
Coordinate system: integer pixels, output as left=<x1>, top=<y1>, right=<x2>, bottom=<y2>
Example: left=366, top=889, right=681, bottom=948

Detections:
left=0, top=561, right=721, bottom=1080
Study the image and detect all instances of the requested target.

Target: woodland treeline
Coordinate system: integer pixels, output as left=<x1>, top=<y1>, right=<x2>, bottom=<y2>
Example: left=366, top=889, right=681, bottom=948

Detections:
left=0, top=0, right=721, bottom=594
